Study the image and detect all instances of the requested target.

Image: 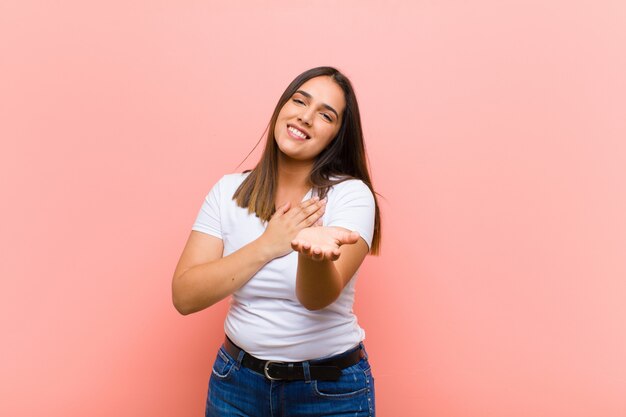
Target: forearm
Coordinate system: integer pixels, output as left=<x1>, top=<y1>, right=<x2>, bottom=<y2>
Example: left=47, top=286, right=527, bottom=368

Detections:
left=173, top=239, right=273, bottom=315
left=295, top=254, right=343, bottom=310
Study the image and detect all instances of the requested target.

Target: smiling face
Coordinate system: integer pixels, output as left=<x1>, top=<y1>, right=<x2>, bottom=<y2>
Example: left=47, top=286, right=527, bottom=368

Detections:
left=273, top=76, right=346, bottom=163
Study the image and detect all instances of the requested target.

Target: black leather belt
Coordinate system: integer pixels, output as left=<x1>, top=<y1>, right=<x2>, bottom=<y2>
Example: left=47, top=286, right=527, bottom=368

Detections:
left=223, top=336, right=363, bottom=381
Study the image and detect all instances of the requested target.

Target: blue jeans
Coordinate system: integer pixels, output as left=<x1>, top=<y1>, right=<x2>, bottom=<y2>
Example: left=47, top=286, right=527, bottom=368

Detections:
left=205, top=342, right=376, bottom=416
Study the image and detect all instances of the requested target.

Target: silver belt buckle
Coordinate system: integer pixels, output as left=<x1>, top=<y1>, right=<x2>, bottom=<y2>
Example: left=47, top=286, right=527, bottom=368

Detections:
left=263, top=360, right=284, bottom=380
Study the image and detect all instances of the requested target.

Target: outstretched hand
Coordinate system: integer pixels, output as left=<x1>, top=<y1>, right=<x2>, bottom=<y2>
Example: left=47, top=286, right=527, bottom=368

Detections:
left=291, top=226, right=360, bottom=261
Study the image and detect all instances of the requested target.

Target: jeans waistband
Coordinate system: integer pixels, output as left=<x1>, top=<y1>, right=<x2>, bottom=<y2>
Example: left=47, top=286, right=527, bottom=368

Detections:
left=223, top=336, right=364, bottom=381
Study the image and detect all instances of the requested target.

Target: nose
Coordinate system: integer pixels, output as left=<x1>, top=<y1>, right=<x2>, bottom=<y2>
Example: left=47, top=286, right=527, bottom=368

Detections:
left=298, top=108, right=313, bottom=126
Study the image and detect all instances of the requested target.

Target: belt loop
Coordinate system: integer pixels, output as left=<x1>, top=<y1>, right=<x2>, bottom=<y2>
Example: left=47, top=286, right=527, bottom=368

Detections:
left=359, top=342, right=368, bottom=360
left=235, top=349, right=245, bottom=370
left=302, top=361, right=311, bottom=383
left=287, top=363, right=294, bottom=380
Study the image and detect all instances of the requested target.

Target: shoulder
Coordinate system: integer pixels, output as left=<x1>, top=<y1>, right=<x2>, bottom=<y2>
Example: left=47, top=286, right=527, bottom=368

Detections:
left=324, top=178, right=376, bottom=249
left=220, top=171, right=250, bottom=186
left=211, top=172, right=251, bottom=193
left=327, top=178, right=374, bottom=201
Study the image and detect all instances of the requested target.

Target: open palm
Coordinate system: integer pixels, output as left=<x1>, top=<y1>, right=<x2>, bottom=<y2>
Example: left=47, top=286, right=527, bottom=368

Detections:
left=291, top=226, right=360, bottom=261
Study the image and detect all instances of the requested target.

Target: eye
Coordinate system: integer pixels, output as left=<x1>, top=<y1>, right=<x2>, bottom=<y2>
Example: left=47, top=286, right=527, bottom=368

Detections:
left=321, top=113, right=332, bottom=122
left=292, top=98, right=305, bottom=105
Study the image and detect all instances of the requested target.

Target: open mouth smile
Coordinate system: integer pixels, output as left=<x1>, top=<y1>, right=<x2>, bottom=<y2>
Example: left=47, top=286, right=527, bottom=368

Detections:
left=287, top=124, right=310, bottom=140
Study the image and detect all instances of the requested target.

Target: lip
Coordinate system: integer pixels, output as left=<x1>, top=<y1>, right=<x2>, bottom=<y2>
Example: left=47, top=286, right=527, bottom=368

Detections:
left=287, top=124, right=311, bottom=140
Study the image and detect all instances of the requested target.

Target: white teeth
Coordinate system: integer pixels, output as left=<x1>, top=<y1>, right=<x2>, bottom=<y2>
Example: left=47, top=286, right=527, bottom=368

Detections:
left=288, top=126, right=307, bottom=139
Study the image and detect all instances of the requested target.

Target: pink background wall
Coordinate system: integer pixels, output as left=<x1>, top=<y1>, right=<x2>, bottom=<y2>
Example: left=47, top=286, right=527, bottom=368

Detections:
left=1, top=1, right=625, bottom=416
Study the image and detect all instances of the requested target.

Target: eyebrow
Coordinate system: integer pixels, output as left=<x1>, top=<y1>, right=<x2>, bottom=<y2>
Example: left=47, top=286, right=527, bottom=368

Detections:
left=295, top=90, right=339, bottom=119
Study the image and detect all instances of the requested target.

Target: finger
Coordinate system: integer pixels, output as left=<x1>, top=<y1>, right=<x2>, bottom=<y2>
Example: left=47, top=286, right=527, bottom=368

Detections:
left=274, top=201, right=291, bottom=217
left=297, top=199, right=324, bottom=222
left=321, top=248, right=340, bottom=262
left=293, top=241, right=315, bottom=258
left=321, top=249, right=334, bottom=261
left=337, top=231, right=360, bottom=246
left=296, top=201, right=326, bottom=227
left=296, top=240, right=313, bottom=255
left=284, top=196, right=320, bottom=221
left=305, top=206, right=325, bottom=227
left=298, top=196, right=320, bottom=211
left=311, top=246, right=324, bottom=261
left=300, top=242, right=314, bottom=257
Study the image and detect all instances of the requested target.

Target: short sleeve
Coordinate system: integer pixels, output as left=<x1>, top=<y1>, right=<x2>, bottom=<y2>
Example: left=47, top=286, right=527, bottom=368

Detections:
left=191, top=177, right=223, bottom=239
left=325, top=180, right=376, bottom=250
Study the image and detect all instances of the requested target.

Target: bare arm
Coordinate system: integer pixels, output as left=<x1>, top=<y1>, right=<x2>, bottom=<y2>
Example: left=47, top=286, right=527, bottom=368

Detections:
left=171, top=232, right=273, bottom=315
left=172, top=197, right=326, bottom=315
left=292, top=227, right=368, bottom=310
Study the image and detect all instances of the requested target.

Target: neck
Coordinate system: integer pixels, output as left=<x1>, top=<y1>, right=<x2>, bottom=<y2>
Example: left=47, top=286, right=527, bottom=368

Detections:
left=277, top=153, right=313, bottom=190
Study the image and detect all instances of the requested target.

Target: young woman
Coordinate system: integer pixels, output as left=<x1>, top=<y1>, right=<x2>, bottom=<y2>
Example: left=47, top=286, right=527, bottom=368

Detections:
left=172, top=66, right=381, bottom=417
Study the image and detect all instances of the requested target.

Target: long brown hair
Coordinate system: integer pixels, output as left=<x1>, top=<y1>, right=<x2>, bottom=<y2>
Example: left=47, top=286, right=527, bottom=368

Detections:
left=233, top=66, right=381, bottom=254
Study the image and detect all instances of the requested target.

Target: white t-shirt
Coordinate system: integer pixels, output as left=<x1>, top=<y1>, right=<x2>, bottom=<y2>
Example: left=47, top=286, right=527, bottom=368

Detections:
left=192, top=172, right=375, bottom=361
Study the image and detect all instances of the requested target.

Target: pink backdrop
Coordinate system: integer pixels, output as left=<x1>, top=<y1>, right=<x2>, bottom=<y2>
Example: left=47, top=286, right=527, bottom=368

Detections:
left=1, top=1, right=625, bottom=416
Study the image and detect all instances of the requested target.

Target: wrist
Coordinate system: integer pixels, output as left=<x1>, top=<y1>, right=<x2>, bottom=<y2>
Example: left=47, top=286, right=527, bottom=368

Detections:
left=252, top=235, right=282, bottom=263
left=297, top=251, right=332, bottom=265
